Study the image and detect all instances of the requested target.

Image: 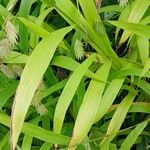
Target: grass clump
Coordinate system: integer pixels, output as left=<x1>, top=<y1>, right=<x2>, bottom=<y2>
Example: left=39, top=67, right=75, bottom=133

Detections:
left=0, top=0, right=150, bottom=150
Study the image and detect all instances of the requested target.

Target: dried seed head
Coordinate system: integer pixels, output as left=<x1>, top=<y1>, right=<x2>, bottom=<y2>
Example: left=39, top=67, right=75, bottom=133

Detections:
left=5, top=20, right=18, bottom=46
left=31, top=92, right=41, bottom=107
left=118, top=0, right=129, bottom=7
left=31, top=81, right=46, bottom=106
left=74, top=39, right=85, bottom=60
left=12, top=65, right=23, bottom=76
left=0, top=64, right=16, bottom=79
left=0, top=38, right=11, bottom=59
left=36, top=104, right=48, bottom=115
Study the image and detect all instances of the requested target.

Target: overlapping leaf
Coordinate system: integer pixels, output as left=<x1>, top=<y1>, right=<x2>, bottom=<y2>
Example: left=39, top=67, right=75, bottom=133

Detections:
left=11, top=26, right=72, bottom=149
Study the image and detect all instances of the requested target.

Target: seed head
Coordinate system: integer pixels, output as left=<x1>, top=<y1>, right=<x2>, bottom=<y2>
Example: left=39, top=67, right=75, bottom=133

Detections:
left=74, top=39, right=84, bottom=60
left=0, top=38, right=11, bottom=59
left=118, top=0, right=129, bottom=7
left=5, top=20, right=18, bottom=46
left=0, top=64, right=16, bottom=79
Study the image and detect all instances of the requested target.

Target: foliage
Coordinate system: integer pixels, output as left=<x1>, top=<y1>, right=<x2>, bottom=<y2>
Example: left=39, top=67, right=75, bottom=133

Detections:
left=0, top=0, right=150, bottom=149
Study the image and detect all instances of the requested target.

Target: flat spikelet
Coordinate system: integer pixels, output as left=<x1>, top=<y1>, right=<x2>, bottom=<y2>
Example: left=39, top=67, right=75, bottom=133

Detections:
left=118, top=0, right=129, bottom=7
left=12, top=65, right=23, bottom=76
left=35, top=104, right=48, bottom=115
left=5, top=20, right=18, bottom=46
left=74, top=39, right=85, bottom=60
left=0, top=64, right=16, bottom=79
left=0, top=38, right=11, bottom=59
left=32, top=81, right=48, bottom=115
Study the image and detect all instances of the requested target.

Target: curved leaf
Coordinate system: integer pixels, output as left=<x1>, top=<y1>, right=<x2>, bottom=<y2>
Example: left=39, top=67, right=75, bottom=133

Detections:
left=69, top=60, right=111, bottom=148
left=54, top=54, right=96, bottom=134
left=11, top=26, right=72, bottom=149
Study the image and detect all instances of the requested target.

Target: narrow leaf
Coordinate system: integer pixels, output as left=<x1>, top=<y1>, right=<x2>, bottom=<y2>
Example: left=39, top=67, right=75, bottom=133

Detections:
left=0, top=113, right=69, bottom=145
left=120, top=121, right=147, bottom=150
left=119, top=0, right=150, bottom=44
left=100, top=92, right=137, bottom=149
left=137, top=36, right=149, bottom=65
left=94, top=78, right=125, bottom=123
left=69, top=61, right=111, bottom=148
left=11, top=26, right=72, bottom=149
left=109, top=21, right=150, bottom=38
left=54, top=54, right=96, bottom=134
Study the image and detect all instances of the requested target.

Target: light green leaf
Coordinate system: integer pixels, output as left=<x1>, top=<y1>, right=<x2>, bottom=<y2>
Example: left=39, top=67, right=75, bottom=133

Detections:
left=21, top=117, right=40, bottom=150
left=40, top=142, right=53, bottom=150
left=54, top=54, right=96, bottom=134
left=18, top=17, right=50, bottom=37
left=94, top=78, right=125, bottom=123
left=0, top=113, right=69, bottom=145
left=120, top=121, right=147, bottom=150
left=11, top=26, right=72, bottom=149
left=106, top=92, right=136, bottom=137
left=137, top=36, right=149, bottom=65
left=69, top=61, right=111, bottom=148
left=51, top=55, right=107, bottom=82
left=78, top=0, right=99, bottom=27
left=99, top=5, right=124, bottom=13
left=109, top=21, right=150, bottom=38
left=138, top=79, right=150, bottom=96
left=140, top=59, right=150, bottom=78
left=100, top=92, right=137, bottom=149
left=109, top=102, right=150, bottom=114
left=54, top=0, right=122, bottom=69
left=3, top=51, right=28, bottom=64
left=119, top=0, right=150, bottom=44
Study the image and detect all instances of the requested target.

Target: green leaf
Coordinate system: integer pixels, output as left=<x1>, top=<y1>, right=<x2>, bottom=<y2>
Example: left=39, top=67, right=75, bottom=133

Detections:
left=0, top=113, right=69, bottom=145
left=0, top=131, right=10, bottom=149
left=110, top=67, right=150, bottom=80
left=69, top=61, right=111, bottom=148
left=18, top=0, right=36, bottom=54
left=18, top=17, right=50, bottom=38
left=4, top=51, right=28, bottom=64
left=109, top=102, right=150, bottom=114
left=51, top=55, right=107, bottom=82
left=109, top=21, right=150, bottom=38
left=100, top=92, right=137, bottom=149
left=120, top=121, right=147, bottom=150
left=78, top=0, right=99, bottom=27
left=54, top=0, right=122, bottom=69
left=140, top=59, right=150, bottom=78
left=119, top=0, right=150, bottom=44
left=54, top=54, right=96, bottom=134
left=106, top=92, right=136, bottom=137
left=138, top=80, right=150, bottom=96
left=40, top=142, right=53, bottom=150
left=21, top=117, right=40, bottom=150
left=99, top=5, right=124, bottom=13
left=11, top=26, right=72, bottom=149
left=137, top=36, right=149, bottom=65
left=94, top=78, right=125, bottom=123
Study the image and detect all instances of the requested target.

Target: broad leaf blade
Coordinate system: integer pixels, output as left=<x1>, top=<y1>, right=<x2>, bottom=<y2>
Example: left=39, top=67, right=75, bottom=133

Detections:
left=69, top=61, right=111, bottom=148
left=54, top=54, right=96, bottom=134
left=11, top=26, right=72, bottom=149
left=94, top=78, right=125, bottom=123
left=0, top=113, right=69, bottom=145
